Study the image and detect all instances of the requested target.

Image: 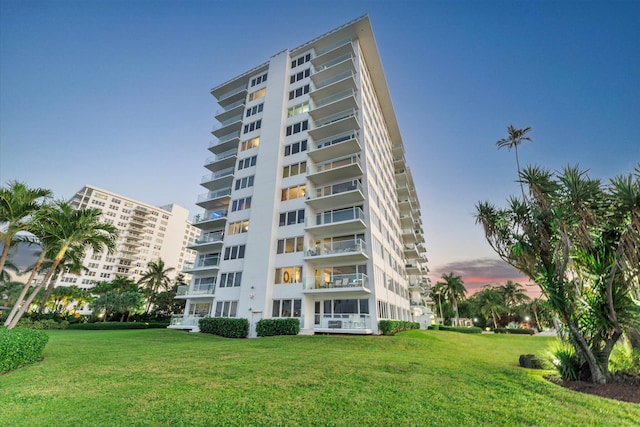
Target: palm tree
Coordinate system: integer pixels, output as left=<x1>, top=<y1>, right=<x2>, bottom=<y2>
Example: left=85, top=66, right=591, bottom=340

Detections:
left=138, top=258, right=175, bottom=314
left=497, top=280, right=530, bottom=314
left=429, top=282, right=446, bottom=324
left=436, top=272, right=466, bottom=326
left=5, top=202, right=118, bottom=329
left=476, top=287, right=504, bottom=328
left=37, top=247, right=86, bottom=312
left=496, top=125, right=533, bottom=199
left=0, top=181, right=52, bottom=277
left=0, top=259, right=20, bottom=283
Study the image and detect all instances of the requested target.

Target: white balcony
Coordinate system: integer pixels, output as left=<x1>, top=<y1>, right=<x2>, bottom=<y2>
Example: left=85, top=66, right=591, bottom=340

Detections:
left=307, top=154, right=362, bottom=186
left=308, top=131, right=361, bottom=163
left=175, top=284, right=216, bottom=299
left=192, top=209, right=228, bottom=230
left=196, top=188, right=232, bottom=210
left=311, top=38, right=354, bottom=67
left=201, top=167, right=235, bottom=191
left=212, top=84, right=247, bottom=108
left=168, top=314, right=204, bottom=330
left=305, top=206, right=366, bottom=236
left=308, top=109, right=360, bottom=141
left=310, top=88, right=358, bottom=121
left=212, top=115, right=243, bottom=139
left=304, top=239, right=368, bottom=264
left=205, top=149, right=237, bottom=172
left=305, top=180, right=364, bottom=210
left=182, top=256, right=221, bottom=274
left=208, top=131, right=241, bottom=155
left=187, top=231, right=224, bottom=252
left=303, top=273, right=370, bottom=293
left=313, top=314, right=373, bottom=334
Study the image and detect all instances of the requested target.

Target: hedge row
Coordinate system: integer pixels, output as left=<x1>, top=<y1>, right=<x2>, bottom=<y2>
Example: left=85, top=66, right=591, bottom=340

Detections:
left=428, top=325, right=483, bottom=334
left=494, top=328, right=535, bottom=335
left=379, top=320, right=420, bottom=335
left=199, top=317, right=249, bottom=338
left=16, top=318, right=70, bottom=330
left=0, top=327, right=49, bottom=373
left=68, top=322, right=169, bottom=330
left=256, top=318, right=300, bottom=337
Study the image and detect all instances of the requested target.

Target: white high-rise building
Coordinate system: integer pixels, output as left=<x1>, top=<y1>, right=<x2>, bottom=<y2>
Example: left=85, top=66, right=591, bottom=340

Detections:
left=55, top=185, right=199, bottom=289
left=172, top=16, right=428, bottom=335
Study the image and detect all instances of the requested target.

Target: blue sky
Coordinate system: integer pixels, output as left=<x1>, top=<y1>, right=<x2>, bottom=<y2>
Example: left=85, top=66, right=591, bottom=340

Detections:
left=1, top=0, right=639, bottom=292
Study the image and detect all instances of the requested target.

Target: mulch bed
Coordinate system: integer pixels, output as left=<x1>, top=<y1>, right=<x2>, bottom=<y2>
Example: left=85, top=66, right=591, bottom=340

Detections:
left=548, top=376, right=640, bottom=404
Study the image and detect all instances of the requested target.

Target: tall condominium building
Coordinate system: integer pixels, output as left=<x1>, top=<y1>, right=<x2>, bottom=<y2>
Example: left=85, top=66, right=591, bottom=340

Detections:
left=172, top=16, right=428, bottom=335
left=55, top=185, right=199, bottom=289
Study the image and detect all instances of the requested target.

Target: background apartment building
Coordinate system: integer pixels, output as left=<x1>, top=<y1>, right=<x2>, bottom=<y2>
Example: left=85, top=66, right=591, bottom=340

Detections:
left=172, top=16, right=429, bottom=335
left=55, top=185, right=199, bottom=289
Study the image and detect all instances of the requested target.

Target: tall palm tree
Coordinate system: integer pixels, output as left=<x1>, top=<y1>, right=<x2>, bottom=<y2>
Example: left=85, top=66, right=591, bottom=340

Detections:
left=476, top=287, right=504, bottom=328
left=0, top=181, right=52, bottom=277
left=497, top=280, right=530, bottom=314
left=429, top=282, right=446, bottom=324
left=496, top=125, right=533, bottom=199
left=436, top=272, right=466, bottom=326
left=138, top=258, right=174, bottom=314
left=37, top=247, right=86, bottom=312
left=5, top=202, right=118, bottom=329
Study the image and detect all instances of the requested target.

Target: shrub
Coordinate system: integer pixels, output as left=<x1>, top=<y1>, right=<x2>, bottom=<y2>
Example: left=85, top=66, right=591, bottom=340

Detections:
left=609, top=341, right=640, bottom=376
left=379, top=320, right=420, bottom=335
left=549, top=343, right=581, bottom=381
left=199, top=317, right=249, bottom=338
left=494, top=328, right=535, bottom=335
left=429, top=325, right=482, bottom=334
left=16, top=318, right=70, bottom=330
left=0, top=327, right=49, bottom=373
left=256, top=318, right=300, bottom=337
left=519, top=354, right=545, bottom=369
left=68, top=322, right=150, bottom=330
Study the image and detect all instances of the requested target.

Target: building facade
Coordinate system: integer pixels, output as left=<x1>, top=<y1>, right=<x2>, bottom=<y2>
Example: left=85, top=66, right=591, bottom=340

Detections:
left=172, top=16, right=428, bottom=335
left=55, top=185, right=199, bottom=289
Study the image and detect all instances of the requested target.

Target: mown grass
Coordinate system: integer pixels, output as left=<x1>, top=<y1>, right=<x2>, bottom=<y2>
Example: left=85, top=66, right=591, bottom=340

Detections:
left=1, top=329, right=638, bottom=426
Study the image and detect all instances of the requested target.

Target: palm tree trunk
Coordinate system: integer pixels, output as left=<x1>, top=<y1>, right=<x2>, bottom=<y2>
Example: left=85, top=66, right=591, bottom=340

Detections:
left=515, top=145, right=526, bottom=200
left=0, top=238, right=12, bottom=279
left=7, top=244, right=67, bottom=329
left=38, top=274, right=59, bottom=312
left=4, top=252, right=45, bottom=327
left=491, top=309, right=498, bottom=329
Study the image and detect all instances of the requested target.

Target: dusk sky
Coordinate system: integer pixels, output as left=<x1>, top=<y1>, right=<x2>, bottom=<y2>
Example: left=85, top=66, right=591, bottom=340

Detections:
left=1, top=0, right=638, bottom=294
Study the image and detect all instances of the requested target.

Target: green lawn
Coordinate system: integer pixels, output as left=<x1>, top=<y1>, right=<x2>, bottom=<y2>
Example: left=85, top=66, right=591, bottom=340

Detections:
left=1, top=329, right=638, bottom=426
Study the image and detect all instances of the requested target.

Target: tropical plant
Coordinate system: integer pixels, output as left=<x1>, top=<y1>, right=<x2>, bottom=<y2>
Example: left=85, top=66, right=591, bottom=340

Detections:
left=496, top=280, right=530, bottom=316
left=496, top=125, right=533, bottom=199
left=137, top=259, right=174, bottom=314
left=475, top=287, right=505, bottom=328
left=0, top=181, right=52, bottom=278
left=4, top=202, right=118, bottom=329
left=476, top=162, right=640, bottom=383
left=90, top=276, right=143, bottom=321
left=435, top=273, right=466, bottom=326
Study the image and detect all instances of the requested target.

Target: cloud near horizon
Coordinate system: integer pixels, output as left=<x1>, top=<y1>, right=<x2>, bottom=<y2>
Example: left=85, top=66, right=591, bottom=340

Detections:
left=429, top=258, right=540, bottom=297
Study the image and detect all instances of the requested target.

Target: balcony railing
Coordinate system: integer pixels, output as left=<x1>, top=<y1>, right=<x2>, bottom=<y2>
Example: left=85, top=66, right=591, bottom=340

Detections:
left=311, top=154, right=361, bottom=174
left=313, top=131, right=357, bottom=150
left=305, top=273, right=369, bottom=290
left=170, top=314, right=204, bottom=327
left=313, top=70, right=353, bottom=91
left=314, top=53, right=354, bottom=74
left=176, top=284, right=216, bottom=296
left=306, top=239, right=366, bottom=257
left=209, top=131, right=241, bottom=149
left=217, top=85, right=246, bottom=102
left=205, top=149, right=237, bottom=165
left=201, top=168, right=234, bottom=184
left=197, top=188, right=232, bottom=204
left=315, top=314, right=372, bottom=331
left=311, top=180, right=362, bottom=200
left=194, top=231, right=224, bottom=244
left=193, top=209, right=228, bottom=224
left=310, top=206, right=365, bottom=227
left=183, top=257, right=221, bottom=270
left=315, top=37, right=352, bottom=56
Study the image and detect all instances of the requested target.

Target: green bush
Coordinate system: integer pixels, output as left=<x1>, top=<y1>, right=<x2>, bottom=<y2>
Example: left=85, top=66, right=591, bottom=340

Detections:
left=68, top=322, right=151, bottom=330
left=0, top=327, right=49, bottom=373
left=256, top=318, right=300, bottom=337
left=16, top=318, right=70, bottom=330
left=609, top=342, right=640, bottom=376
left=379, top=320, right=420, bottom=336
left=494, top=328, right=535, bottom=335
left=430, top=325, right=483, bottom=334
left=549, top=343, right=581, bottom=381
left=199, top=317, right=249, bottom=338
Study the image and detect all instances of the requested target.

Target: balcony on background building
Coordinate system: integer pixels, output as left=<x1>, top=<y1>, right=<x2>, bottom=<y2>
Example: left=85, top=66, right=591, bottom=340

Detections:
left=308, top=131, right=362, bottom=163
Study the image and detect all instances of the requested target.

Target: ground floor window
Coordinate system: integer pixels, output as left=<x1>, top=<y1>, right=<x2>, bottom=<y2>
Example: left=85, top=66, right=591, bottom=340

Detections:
left=214, top=300, right=238, bottom=317
left=272, top=299, right=301, bottom=317
left=189, top=303, right=211, bottom=316
left=314, top=298, right=369, bottom=325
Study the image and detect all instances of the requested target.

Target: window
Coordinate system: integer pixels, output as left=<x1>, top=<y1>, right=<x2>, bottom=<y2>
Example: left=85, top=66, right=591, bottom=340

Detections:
left=248, top=88, right=266, bottom=101
left=288, top=84, right=310, bottom=100
left=227, top=220, right=249, bottom=235
left=284, top=140, right=307, bottom=156
left=281, top=184, right=306, bottom=201
left=219, top=272, right=242, bottom=288
left=289, top=68, right=311, bottom=83
left=282, top=161, right=306, bottom=178
left=276, top=236, right=304, bottom=254
left=272, top=299, right=301, bottom=317
left=231, top=196, right=252, bottom=212
left=243, top=119, right=262, bottom=134
left=245, top=103, right=264, bottom=117
left=287, top=102, right=309, bottom=118
left=286, top=120, right=308, bottom=136
left=278, top=209, right=305, bottom=226
left=237, top=156, right=257, bottom=170
left=291, top=53, right=311, bottom=68
left=234, top=175, right=255, bottom=190
left=250, top=73, right=268, bottom=87
left=240, top=137, right=259, bottom=151
left=224, top=245, right=246, bottom=260
left=214, top=300, right=238, bottom=317
left=274, top=266, right=303, bottom=284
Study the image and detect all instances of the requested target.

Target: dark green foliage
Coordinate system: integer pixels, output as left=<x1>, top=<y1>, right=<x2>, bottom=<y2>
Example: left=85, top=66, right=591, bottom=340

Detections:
left=551, top=344, right=581, bottom=381
left=379, top=320, right=420, bottom=335
left=0, top=327, right=49, bottom=373
left=68, top=322, right=156, bottom=330
left=15, top=318, right=70, bottom=330
left=256, top=318, right=300, bottom=337
left=494, top=328, right=535, bottom=335
left=429, top=325, right=483, bottom=334
left=199, top=317, right=249, bottom=338
left=519, top=354, right=545, bottom=369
